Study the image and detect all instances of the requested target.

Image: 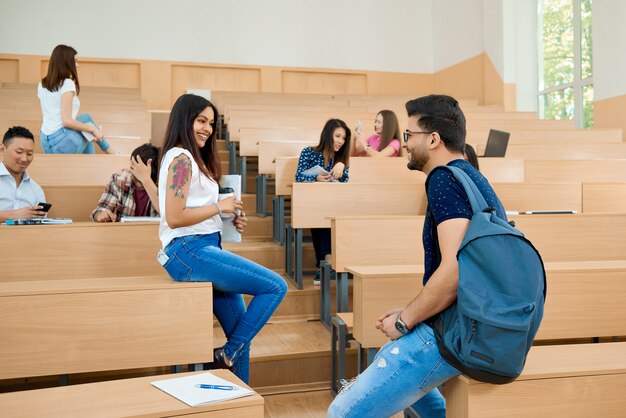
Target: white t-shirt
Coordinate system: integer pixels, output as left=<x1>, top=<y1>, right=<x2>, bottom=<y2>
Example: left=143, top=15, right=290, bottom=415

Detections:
left=38, top=79, right=80, bottom=135
left=158, top=147, right=222, bottom=249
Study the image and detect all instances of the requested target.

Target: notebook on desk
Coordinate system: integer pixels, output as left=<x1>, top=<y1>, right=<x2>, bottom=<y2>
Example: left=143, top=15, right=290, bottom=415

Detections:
left=151, top=372, right=253, bottom=407
left=481, top=129, right=510, bottom=157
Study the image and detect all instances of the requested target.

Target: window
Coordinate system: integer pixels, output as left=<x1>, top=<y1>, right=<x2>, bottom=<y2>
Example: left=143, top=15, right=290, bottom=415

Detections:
left=538, top=0, right=593, bottom=128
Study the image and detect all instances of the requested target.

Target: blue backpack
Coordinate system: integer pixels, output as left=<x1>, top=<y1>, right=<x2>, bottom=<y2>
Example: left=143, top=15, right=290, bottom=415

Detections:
left=430, top=165, right=547, bottom=384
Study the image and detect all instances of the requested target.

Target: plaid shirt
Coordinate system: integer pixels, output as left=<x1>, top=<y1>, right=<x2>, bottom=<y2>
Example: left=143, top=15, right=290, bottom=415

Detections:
left=91, top=168, right=159, bottom=221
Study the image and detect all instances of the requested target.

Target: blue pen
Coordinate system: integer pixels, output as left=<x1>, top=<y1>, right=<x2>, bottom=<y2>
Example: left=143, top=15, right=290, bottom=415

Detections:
left=195, top=384, right=237, bottom=390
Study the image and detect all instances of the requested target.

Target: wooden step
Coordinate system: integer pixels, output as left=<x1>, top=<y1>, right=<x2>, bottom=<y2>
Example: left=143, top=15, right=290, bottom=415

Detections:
left=213, top=321, right=358, bottom=393
left=242, top=193, right=273, bottom=214
left=243, top=274, right=321, bottom=322
left=263, top=390, right=404, bottom=418
left=224, top=240, right=316, bottom=271
left=241, top=215, right=272, bottom=239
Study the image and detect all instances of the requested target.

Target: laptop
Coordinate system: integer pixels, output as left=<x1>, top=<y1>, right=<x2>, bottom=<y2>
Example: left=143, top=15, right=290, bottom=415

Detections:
left=481, top=129, right=510, bottom=157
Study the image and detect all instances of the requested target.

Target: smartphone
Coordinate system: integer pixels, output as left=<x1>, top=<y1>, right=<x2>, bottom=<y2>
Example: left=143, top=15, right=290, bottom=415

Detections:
left=38, top=202, right=52, bottom=213
left=6, top=219, right=42, bottom=225
left=355, top=120, right=362, bottom=134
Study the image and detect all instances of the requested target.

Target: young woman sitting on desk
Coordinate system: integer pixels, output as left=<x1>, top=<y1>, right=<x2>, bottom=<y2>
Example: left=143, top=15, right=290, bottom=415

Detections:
left=158, top=94, right=287, bottom=383
left=38, top=44, right=117, bottom=154
left=351, top=109, right=402, bottom=157
left=295, top=118, right=351, bottom=284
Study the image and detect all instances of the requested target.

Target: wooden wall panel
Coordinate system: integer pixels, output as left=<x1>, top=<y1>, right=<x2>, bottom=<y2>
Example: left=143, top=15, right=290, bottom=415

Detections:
left=170, top=65, right=261, bottom=104
left=434, top=53, right=485, bottom=103
left=595, top=94, right=626, bottom=142
left=0, top=58, right=19, bottom=83
left=281, top=70, right=367, bottom=95
left=40, top=60, right=141, bottom=89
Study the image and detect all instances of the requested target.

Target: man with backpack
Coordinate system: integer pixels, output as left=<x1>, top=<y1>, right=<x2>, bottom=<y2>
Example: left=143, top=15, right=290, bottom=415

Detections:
left=328, top=95, right=544, bottom=418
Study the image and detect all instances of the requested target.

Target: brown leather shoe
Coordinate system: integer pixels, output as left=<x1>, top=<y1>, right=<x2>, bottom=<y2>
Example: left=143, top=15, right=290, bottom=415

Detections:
left=213, top=347, right=235, bottom=371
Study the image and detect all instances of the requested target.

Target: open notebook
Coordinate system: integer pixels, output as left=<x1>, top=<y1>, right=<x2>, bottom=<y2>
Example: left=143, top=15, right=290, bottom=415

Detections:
left=151, top=372, right=253, bottom=407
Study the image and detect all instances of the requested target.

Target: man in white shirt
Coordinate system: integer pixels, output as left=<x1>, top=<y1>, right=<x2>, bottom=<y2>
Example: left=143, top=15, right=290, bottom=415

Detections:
left=0, top=126, right=47, bottom=223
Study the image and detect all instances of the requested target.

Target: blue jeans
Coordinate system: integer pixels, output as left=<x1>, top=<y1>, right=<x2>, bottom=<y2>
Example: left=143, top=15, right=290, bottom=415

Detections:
left=327, top=323, right=461, bottom=418
left=40, top=114, right=110, bottom=154
left=162, top=233, right=287, bottom=383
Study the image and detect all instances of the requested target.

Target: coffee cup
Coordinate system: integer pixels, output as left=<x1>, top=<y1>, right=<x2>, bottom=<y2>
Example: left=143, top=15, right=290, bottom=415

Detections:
left=218, top=187, right=235, bottom=219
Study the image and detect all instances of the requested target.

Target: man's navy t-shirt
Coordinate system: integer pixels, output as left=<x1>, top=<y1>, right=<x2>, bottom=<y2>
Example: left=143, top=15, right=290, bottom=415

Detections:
left=422, top=159, right=507, bottom=286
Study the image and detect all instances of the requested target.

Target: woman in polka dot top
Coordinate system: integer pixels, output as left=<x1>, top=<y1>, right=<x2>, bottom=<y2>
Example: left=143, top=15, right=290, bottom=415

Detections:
left=295, top=118, right=351, bottom=283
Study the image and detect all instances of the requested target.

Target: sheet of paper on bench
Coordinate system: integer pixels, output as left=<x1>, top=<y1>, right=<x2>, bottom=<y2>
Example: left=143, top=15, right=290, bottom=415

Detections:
left=151, top=371, right=253, bottom=407
left=120, top=216, right=161, bottom=222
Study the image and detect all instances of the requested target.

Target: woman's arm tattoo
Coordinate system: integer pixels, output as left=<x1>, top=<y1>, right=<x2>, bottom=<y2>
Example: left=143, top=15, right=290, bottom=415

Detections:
left=170, top=155, right=192, bottom=199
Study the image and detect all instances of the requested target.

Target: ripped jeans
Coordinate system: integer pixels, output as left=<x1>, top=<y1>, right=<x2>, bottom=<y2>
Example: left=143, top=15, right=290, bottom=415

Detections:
left=162, top=233, right=287, bottom=383
left=327, top=323, right=461, bottom=418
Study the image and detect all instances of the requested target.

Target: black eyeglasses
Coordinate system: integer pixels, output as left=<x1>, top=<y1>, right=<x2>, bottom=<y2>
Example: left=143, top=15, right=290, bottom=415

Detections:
left=403, top=130, right=433, bottom=142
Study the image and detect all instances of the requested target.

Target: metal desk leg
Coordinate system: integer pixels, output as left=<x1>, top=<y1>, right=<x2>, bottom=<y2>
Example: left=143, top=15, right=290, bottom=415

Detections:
left=404, top=406, right=419, bottom=418
left=240, top=156, right=247, bottom=193
left=357, top=344, right=377, bottom=373
left=229, top=141, right=237, bottom=175
left=320, top=260, right=332, bottom=328
left=273, top=196, right=285, bottom=244
left=336, top=272, right=350, bottom=313
left=256, top=174, right=267, bottom=217
left=285, top=225, right=293, bottom=278
left=294, top=227, right=303, bottom=289
left=331, top=315, right=352, bottom=395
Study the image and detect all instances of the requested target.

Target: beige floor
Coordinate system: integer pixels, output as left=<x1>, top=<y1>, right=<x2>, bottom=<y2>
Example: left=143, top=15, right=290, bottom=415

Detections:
left=264, top=390, right=403, bottom=418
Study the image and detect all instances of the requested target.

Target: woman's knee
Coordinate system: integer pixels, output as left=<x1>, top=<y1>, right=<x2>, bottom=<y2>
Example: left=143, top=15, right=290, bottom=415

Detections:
left=272, top=273, right=288, bottom=299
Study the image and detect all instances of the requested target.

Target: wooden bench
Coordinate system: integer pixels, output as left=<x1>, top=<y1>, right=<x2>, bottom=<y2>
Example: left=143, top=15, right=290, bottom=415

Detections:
left=256, top=140, right=316, bottom=215
left=343, top=261, right=626, bottom=416
left=326, top=213, right=626, bottom=326
left=0, top=370, right=263, bottom=418
left=467, top=127, right=624, bottom=144
left=582, top=183, right=626, bottom=213
left=478, top=142, right=626, bottom=159
left=42, top=185, right=105, bottom=221
left=286, top=183, right=426, bottom=288
left=0, top=222, right=163, bottom=282
left=298, top=181, right=581, bottom=321
left=0, top=275, right=213, bottom=380
left=525, top=159, right=626, bottom=182
left=272, top=157, right=524, bottom=243
left=28, top=154, right=130, bottom=186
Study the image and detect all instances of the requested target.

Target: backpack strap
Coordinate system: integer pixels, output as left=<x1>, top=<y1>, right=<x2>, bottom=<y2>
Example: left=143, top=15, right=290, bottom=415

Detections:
left=427, top=164, right=490, bottom=216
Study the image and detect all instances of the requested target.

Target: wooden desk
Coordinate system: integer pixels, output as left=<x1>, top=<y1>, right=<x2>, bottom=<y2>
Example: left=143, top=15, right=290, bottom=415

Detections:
left=0, top=276, right=213, bottom=379
left=0, top=222, right=162, bottom=281
left=0, top=370, right=263, bottom=418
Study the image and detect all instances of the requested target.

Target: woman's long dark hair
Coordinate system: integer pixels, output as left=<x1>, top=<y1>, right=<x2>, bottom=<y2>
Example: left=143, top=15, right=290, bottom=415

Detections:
left=160, top=94, right=221, bottom=182
left=378, top=110, right=401, bottom=156
left=41, top=44, right=80, bottom=94
left=314, top=119, right=351, bottom=167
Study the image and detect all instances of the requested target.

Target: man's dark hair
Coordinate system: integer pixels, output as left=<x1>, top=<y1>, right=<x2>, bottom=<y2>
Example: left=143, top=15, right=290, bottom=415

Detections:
left=405, top=94, right=466, bottom=153
left=3, top=126, right=35, bottom=146
left=131, top=143, right=160, bottom=183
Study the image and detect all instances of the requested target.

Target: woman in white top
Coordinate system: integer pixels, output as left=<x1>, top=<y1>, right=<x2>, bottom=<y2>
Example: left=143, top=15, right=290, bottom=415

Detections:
left=38, top=45, right=116, bottom=154
left=158, top=94, right=287, bottom=383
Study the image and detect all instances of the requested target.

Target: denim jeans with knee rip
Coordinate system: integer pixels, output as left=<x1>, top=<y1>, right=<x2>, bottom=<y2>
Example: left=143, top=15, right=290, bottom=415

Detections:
left=162, top=232, right=287, bottom=383
left=327, top=323, right=461, bottom=418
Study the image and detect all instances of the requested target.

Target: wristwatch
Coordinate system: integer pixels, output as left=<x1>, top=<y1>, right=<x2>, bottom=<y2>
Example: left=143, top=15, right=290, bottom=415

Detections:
left=395, top=312, right=411, bottom=335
